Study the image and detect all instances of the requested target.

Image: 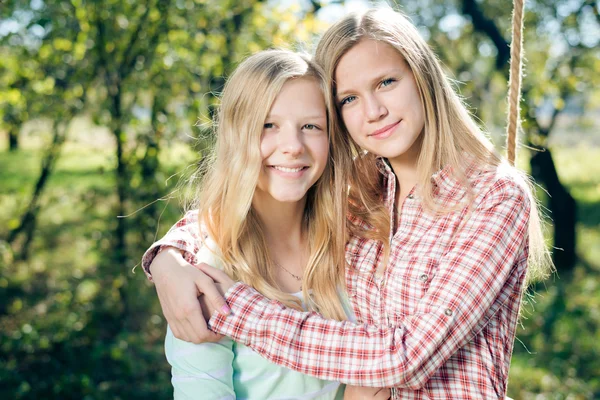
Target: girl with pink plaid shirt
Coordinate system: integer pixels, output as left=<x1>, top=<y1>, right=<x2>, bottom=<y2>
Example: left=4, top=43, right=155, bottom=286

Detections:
left=146, top=8, right=552, bottom=400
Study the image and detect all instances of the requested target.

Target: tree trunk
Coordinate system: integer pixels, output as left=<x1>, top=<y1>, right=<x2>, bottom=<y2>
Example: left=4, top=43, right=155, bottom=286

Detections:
left=8, top=125, right=19, bottom=152
left=136, top=95, right=163, bottom=245
left=530, top=149, right=577, bottom=271
left=108, top=91, right=130, bottom=332
left=7, top=121, right=66, bottom=259
left=110, top=89, right=128, bottom=268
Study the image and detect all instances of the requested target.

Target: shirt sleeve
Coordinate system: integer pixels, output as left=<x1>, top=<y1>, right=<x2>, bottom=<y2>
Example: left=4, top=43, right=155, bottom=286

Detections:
left=165, top=326, right=235, bottom=400
left=141, top=210, right=203, bottom=281
left=209, top=177, right=531, bottom=389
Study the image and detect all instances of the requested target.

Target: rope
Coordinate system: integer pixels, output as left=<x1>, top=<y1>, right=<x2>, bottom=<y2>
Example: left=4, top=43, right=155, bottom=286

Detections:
left=506, top=0, right=525, bottom=166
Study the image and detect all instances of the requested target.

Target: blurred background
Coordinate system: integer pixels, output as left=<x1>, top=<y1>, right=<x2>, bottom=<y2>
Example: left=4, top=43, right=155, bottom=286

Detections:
left=0, top=0, right=598, bottom=398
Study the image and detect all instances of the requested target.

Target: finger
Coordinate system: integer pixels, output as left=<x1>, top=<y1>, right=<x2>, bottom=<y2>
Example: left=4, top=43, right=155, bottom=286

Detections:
left=199, top=327, right=226, bottom=343
left=197, top=263, right=234, bottom=285
left=154, top=281, right=176, bottom=319
left=155, top=287, right=186, bottom=337
left=171, top=300, right=206, bottom=342
left=166, top=320, right=183, bottom=340
left=180, top=319, right=202, bottom=343
left=194, top=274, right=231, bottom=316
left=177, top=295, right=224, bottom=344
left=374, top=388, right=391, bottom=400
left=168, top=316, right=195, bottom=342
left=188, top=311, right=225, bottom=343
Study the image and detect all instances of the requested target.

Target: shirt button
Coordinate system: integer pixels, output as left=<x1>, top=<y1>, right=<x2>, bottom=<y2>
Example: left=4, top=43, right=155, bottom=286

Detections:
left=407, top=193, right=414, bottom=199
left=350, top=290, right=357, bottom=297
left=445, top=308, right=453, bottom=316
left=419, top=274, right=428, bottom=282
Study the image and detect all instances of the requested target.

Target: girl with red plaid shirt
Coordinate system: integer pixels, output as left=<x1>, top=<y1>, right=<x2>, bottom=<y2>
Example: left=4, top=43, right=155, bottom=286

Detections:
left=146, top=8, right=552, bottom=399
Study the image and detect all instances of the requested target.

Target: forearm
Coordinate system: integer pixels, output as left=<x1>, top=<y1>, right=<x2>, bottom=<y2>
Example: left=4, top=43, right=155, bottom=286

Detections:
left=210, top=283, right=453, bottom=388
left=209, top=180, right=530, bottom=388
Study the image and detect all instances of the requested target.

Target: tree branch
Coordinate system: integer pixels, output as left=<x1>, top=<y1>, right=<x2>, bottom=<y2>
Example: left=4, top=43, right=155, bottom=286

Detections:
left=119, top=0, right=153, bottom=79
left=461, top=0, right=510, bottom=70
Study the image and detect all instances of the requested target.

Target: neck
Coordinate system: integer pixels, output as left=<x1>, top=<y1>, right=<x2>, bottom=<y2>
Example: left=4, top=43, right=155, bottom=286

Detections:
left=387, top=147, right=420, bottom=197
left=251, top=193, right=307, bottom=251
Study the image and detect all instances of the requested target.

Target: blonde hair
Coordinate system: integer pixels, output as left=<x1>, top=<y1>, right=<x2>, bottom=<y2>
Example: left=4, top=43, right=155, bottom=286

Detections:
left=314, top=9, right=552, bottom=285
left=194, top=50, right=349, bottom=320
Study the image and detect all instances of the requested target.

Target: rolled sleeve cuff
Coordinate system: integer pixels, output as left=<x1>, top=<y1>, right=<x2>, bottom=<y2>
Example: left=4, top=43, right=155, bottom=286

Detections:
left=208, top=282, right=270, bottom=344
left=141, top=240, right=199, bottom=281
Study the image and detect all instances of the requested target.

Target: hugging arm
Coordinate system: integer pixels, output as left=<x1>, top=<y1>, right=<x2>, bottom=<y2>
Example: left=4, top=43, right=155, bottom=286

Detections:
left=209, top=179, right=531, bottom=388
left=142, top=210, right=229, bottom=343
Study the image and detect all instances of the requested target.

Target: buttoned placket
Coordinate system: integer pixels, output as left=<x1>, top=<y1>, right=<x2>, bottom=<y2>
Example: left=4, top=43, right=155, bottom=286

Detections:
left=378, top=165, right=421, bottom=327
left=380, top=164, right=400, bottom=319
left=379, top=167, right=440, bottom=400
left=385, top=191, right=419, bottom=400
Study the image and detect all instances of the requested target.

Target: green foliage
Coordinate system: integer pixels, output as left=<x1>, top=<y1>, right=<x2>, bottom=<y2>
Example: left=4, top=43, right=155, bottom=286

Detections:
left=507, top=148, right=600, bottom=399
left=0, top=141, right=195, bottom=399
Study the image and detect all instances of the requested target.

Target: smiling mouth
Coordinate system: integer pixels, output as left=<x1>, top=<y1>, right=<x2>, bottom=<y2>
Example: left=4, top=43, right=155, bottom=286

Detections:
left=271, top=166, right=308, bottom=173
left=369, top=120, right=401, bottom=137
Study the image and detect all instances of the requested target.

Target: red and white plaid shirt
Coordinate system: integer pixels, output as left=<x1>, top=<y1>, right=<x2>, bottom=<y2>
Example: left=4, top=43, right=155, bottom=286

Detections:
left=143, top=159, right=530, bottom=399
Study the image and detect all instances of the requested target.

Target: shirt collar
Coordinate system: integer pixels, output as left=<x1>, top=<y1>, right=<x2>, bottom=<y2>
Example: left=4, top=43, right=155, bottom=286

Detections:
left=376, top=155, right=483, bottom=204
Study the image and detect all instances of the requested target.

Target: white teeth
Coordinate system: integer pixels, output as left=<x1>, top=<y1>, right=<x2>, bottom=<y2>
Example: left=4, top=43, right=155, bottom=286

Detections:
left=273, top=166, right=304, bottom=173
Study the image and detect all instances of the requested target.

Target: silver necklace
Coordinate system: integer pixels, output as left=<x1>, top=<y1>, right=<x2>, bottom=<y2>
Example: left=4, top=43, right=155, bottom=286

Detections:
left=274, top=261, right=302, bottom=282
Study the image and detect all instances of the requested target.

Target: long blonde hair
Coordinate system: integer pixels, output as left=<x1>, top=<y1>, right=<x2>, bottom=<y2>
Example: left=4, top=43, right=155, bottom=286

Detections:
left=194, top=50, right=349, bottom=320
left=314, top=9, right=552, bottom=285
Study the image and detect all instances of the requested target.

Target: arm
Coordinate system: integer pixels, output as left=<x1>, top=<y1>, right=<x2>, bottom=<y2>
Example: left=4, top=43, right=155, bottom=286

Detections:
left=144, top=210, right=229, bottom=343
left=165, top=326, right=235, bottom=399
left=209, top=178, right=530, bottom=388
left=142, top=210, right=204, bottom=280
left=344, top=386, right=391, bottom=400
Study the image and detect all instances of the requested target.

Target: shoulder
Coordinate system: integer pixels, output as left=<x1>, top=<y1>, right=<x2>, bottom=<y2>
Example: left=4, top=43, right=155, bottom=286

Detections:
left=471, top=163, right=531, bottom=212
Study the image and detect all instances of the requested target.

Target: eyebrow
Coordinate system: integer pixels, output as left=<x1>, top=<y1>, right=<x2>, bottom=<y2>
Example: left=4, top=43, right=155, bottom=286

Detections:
left=335, top=68, right=405, bottom=101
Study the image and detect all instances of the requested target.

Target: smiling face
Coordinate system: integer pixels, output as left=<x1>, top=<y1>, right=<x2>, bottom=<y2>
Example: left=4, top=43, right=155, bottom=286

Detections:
left=254, top=77, right=329, bottom=205
left=335, top=39, right=425, bottom=166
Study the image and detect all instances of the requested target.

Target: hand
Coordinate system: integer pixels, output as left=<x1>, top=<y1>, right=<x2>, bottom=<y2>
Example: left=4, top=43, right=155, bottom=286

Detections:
left=343, top=386, right=391, bottom=400
left=196, top=264, right=236, bottom=320
left=197, top=262, right=236, bottom=293
left=150, top=248, right=230, bottom=343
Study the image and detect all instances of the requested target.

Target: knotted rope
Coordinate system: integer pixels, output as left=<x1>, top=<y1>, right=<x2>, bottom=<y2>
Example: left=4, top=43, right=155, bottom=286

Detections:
left=506, top=0, right=525, bottom=166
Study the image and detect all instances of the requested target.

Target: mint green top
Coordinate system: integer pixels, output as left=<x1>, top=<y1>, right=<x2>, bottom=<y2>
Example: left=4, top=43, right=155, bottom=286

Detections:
left=163, top=237, right=353, bottom=399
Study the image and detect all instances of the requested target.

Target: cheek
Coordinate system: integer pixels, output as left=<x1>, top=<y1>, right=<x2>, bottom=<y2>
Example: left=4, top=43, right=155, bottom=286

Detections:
left=341, top=109, right=362, bottom=141
left=410, top=100, right=425, bottom=130
left=305, top=135, right=329, bottom=178
left=259, top=135, right=274, bottom=161
left=314, top=136, right=330, bottom=165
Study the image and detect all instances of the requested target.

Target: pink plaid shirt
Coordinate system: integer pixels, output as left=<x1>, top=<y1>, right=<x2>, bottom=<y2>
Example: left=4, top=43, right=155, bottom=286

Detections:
left=143, top=159, right=530, bottom=399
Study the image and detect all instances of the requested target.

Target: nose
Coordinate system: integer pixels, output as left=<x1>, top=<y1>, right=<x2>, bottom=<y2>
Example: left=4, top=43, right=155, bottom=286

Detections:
left=279, top=125, right=304, bottom=157
left=363, top=93, right=387, bottom=122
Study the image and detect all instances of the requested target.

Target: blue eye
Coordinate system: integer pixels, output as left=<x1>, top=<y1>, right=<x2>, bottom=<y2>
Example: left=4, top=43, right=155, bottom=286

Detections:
left=340, top=95, right=356, bottom=106
left=381, top=78, right=396, bottom=87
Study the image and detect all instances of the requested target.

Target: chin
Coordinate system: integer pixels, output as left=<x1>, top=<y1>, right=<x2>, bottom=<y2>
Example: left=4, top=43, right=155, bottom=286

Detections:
left=270, top=192, right=307, bottom=203
left=369, top=143, right=413, bottom=159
